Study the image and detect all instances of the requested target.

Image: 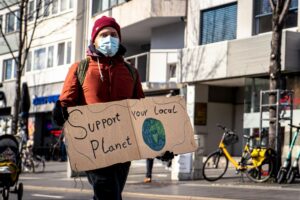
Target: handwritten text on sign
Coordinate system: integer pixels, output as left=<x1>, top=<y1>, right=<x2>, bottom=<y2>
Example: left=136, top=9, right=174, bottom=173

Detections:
left=63, top=96, right=197, bottom=172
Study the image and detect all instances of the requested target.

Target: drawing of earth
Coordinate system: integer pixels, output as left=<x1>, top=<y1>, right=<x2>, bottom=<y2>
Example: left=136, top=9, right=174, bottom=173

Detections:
left=142, top=118, right=166, bottom=151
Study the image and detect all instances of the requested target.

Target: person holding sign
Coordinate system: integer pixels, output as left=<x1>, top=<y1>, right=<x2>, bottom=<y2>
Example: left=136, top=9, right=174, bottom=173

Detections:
left=53, top=16, right=145, bottom=200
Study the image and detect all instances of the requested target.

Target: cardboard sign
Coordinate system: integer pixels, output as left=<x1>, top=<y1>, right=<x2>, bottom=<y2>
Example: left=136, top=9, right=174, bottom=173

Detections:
left=63, top=96, right=197, bottom=172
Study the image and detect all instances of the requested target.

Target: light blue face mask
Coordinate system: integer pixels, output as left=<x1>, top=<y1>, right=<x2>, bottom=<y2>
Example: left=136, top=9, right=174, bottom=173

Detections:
left=97, top=36, right=119, bottom=57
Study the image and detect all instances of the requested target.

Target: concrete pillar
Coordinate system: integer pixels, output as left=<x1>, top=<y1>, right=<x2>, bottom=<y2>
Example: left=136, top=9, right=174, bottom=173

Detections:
left=171, top=84, right=203, bottom=180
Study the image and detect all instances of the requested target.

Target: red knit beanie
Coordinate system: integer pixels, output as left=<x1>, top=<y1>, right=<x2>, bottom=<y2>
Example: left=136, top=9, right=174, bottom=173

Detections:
left=91, top=16, right=121, bottom=43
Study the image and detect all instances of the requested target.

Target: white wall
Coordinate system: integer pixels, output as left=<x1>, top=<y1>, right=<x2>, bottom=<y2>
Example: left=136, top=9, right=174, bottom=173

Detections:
left=31, top=11, right=75, bottom=48
left=148, top=50, right=179, bottom=82
left=236, top=0, right=253, bottom=39
left=181, top=41, right=228, bottom=82
left=151, top=22, right=185, bottom=49
left=92, top=0, right=186, bottom=28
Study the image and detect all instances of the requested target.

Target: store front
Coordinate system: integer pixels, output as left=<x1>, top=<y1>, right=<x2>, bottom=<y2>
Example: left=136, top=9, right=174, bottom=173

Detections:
left=244, top=75, right=300, bottom=156
left=29, top=83, right=63, bottom=160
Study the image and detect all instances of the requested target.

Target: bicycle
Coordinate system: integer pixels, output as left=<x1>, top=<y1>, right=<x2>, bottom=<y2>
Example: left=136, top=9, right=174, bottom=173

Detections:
left=202, top=124, right=276, bottom=183
left=277, top=124, right=300, bottom=184
left=21, top=140, right=45, bottom=173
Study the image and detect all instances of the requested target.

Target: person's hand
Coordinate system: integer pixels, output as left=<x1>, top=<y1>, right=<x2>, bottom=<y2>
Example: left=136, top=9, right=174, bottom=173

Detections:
left=156, top=151, right=174, bottom=161
left=52, top=100, right=69, bottom=126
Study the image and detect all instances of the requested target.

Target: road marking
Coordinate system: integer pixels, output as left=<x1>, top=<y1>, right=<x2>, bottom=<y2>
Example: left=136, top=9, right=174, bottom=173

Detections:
left=123, top=192, right=235, bottom=200
left=157, top=174, right=168, bottom=177
left=128, top=174, right=168, bottom=178
left=26, top=185, right=234, bottom=200
left=20, top=177, right=42, bottom=180
left=32, top=194, right=64, bottom=199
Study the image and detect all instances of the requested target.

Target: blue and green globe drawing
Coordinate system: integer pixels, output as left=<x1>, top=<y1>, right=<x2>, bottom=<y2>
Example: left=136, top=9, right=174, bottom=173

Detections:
left=142, top=118, right=166, bottom=151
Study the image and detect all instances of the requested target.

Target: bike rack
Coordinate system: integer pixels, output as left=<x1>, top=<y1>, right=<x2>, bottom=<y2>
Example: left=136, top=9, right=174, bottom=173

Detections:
left=259, top=89, right=294, bottom=173
left=259, top=89, right=294, bottom=148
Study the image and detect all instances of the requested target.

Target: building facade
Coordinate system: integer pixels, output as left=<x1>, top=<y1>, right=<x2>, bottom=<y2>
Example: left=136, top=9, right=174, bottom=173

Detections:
left=0, top=0, right=86, bottom=159
left=182, top=0, right=300, bottom=162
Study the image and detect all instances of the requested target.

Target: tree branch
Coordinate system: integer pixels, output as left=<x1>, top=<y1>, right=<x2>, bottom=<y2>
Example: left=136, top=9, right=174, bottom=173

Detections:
left=0, top=1, right=17, bottom=15
left=21, top=0, right=29, bottom=71
left=279, top=0, right=292, bottom=25
left=26, top=0, right=42, bottom=58
left=269, top=0, right=275, bottom=11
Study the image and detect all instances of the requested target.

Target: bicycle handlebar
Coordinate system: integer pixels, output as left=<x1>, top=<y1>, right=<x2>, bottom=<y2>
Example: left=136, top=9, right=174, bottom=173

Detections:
left=217, top=124, right=234, bottom=134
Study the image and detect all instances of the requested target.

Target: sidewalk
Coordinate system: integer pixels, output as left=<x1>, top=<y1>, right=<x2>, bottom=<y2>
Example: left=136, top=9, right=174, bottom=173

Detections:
left=20, top=161, right=300, bottom=200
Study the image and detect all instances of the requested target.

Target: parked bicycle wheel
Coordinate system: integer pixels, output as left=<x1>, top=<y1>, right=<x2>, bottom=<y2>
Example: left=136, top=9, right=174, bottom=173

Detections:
left=22, top=158, right=35, bottom=173
left=246, top=157, right=274, bottom=183
left=202, top=151, right=228, bottom=181
left=33, top=156, right=45, bottom=173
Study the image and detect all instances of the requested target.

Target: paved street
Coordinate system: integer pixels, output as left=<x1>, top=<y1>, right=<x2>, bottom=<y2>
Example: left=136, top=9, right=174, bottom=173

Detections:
left=5, top=161, right=300, bottom=200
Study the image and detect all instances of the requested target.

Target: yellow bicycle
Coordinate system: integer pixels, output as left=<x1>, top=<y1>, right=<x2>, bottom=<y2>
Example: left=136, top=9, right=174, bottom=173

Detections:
left=202, top=124, right=275, bottom=183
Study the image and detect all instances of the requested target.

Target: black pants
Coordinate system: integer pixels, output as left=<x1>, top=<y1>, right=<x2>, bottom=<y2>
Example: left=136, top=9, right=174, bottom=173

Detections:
left=146, top=158, right=154, bottom=178
left=86, top=162, right=131, bottom=200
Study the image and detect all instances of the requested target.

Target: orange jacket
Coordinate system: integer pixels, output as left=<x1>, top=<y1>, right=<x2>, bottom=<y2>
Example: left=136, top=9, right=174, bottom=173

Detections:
left=59, top=56, right=145, bottom=107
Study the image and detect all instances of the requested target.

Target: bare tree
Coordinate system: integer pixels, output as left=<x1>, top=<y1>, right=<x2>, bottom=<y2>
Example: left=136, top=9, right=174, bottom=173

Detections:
left=0, top=0, right=48, bottom=135
left=268, top=0, right=292, bottom=163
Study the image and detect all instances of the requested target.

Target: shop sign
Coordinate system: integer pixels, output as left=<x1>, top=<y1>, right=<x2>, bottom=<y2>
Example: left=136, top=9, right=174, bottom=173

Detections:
left=33, top=95, right=59, bottom=106
left=194, top=103, right=207, bottom=126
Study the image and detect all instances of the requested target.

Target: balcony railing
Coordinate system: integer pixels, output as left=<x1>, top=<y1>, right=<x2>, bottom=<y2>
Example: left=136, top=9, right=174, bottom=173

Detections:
left=125, top=52, right=149, bottom=82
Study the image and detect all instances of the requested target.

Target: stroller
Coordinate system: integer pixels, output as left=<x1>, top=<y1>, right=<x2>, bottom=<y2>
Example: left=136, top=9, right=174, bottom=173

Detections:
left=0, top=134, right=23, bottom=200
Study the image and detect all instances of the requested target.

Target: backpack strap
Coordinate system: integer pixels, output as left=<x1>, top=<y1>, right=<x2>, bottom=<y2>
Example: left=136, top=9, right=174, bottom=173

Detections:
left=124, top=61, right=137, bottom=84
left=76, top=58, right=90, bottom=86
left=124, top=61, right=138, bottom=98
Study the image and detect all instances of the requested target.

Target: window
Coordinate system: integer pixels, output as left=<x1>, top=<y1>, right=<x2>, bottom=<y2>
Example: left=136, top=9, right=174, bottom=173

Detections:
left=102, top=0, right=109, bottom=11
left=52, top=0, right=58, bottom=14
left=3, top=59, right=16, bottom=80
left=28, top=1, right=35, bottom=21
left=137, top=55, right=147, bottom=82
left=111, top=0, right=117, bottom=7
left=168, top=63, right=177, bottom=80
left=5, top=10, right=20, bottom=33
left=44, top=0, right=51, bottom=17
left=26, top=51, right=32, bottom=72
left=92, top=0, right=102, bottom=15
left=36, top=0, right=43, bottom=19
left=0, top=15, right=2, bottom=33
left=92, top=0, right=129, bottom=15
left=34, top=48, right=46, bottom=70
left=61, top=0, right=67, bottom=12
left=125, top=52, right=149, bottom=82
left=16, top=11, right=20, bottom=30
left=57, top=42, right=65, bottom=65
left=66, top=41, right=72, bottom=64
left=47, top=46, right=54, bottom=68
left=254, top=0, right=298, bottom=34
left=200, top=3, right=237, bottom=45
left=69, top=0, right=73, bottom=9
